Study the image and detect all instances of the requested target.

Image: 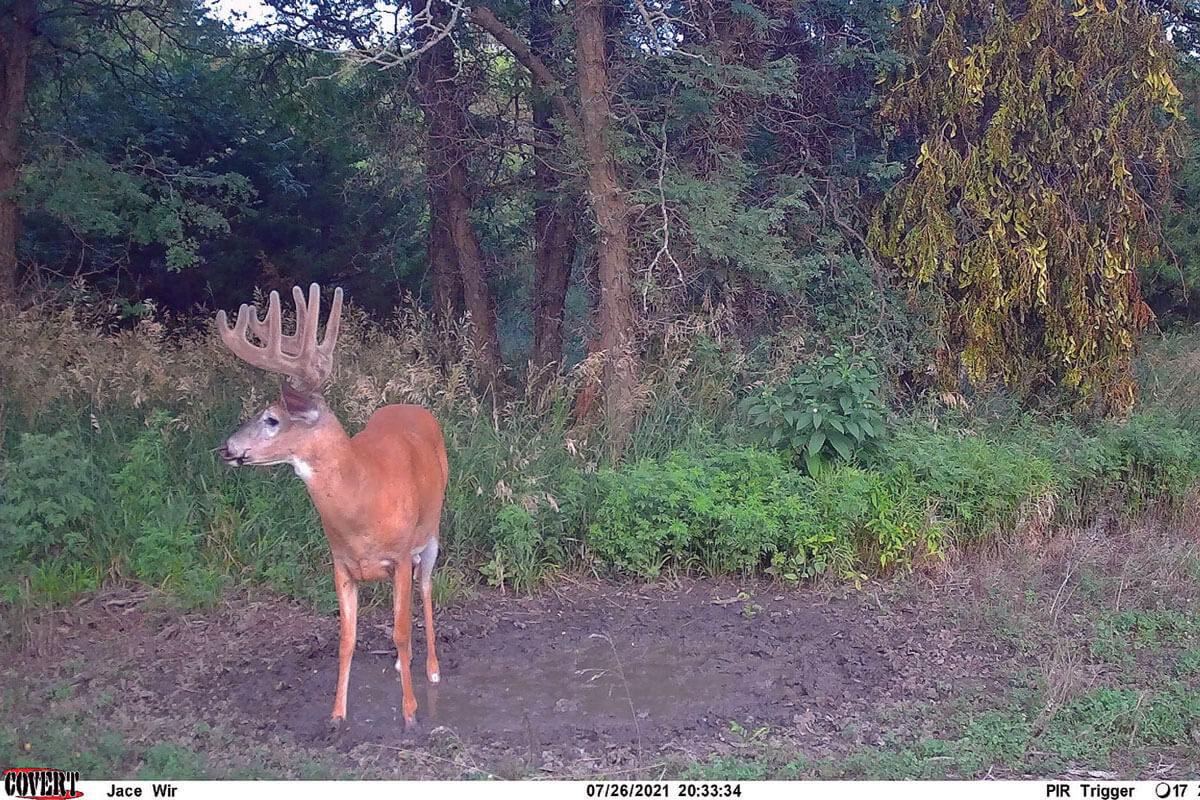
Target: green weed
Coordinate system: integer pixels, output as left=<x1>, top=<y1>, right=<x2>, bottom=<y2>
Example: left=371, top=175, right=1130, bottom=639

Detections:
left=742, top=349, right=886, bottom=475
left=135, top=743, right=209, bottom=780
left=1092, top=609, right=1192, bottom=665
left=883, top=426, right=1058, bottom=544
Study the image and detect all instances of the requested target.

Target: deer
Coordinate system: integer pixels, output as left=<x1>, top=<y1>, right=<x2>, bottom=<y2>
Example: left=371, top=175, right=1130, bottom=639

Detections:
left=214, top=283, right=448, bottom=729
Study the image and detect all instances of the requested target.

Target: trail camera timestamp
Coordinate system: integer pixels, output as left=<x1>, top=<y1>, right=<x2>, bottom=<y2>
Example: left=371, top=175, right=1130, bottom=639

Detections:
left=584, top=784, right=742, bottom=798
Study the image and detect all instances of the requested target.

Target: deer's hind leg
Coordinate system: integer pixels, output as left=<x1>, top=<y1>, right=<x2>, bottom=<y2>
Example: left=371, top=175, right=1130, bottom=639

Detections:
left=392, top=555, right=418, bottom=728
left=414, top=537, right=441, bottom=683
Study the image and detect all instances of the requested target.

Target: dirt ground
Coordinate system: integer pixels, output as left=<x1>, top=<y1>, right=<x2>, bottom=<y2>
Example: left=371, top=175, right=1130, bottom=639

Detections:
left=5, top=516, right=1200, bottom=779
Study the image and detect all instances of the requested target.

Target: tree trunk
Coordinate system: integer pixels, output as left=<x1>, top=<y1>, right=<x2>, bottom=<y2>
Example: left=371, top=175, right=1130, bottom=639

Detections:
left=426, top=180, right=461, bottom=317
left=574, top=0, right=637, bottom=447
left=415, top=0, right=502, bottom=386
left=467, top=0, right=635, bottom=425
left=0, top=0, right=36, bottom=302
left=529, top=0, right=575, bottom=380
left=443, top=156, right=501, bottom=383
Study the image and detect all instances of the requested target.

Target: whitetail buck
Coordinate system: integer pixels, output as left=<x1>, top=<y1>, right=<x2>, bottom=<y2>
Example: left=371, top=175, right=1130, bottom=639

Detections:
left=215, top=284, right=448, bottom=729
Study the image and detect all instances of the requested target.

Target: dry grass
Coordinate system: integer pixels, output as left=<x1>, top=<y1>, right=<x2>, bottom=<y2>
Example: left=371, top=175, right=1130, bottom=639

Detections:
left=1138, top=327, right=1200, bottom=426
left=958, top=500, right=1200, bottom=695
left=0, top=299, right=225, bottom=428
left=0, top=291, right=486, bottom=435
left=0, top=287, right=748, bottom=461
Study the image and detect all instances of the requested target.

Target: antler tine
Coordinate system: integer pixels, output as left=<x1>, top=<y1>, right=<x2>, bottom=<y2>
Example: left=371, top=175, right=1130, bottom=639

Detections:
left=295, top=284, right=319, bottom=364
left=215, top=283, right=342, bottom=393
left=290, top=283, right=336, bottom=390
left=246, top=290, right=284, bottom=356
left=318, top=287, right=343, bottom=364
left=215, top=297, right=284, bottom=375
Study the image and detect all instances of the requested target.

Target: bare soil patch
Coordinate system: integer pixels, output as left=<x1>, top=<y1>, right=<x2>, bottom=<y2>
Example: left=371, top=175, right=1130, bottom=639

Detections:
left=5, top=518, right=1199, bottom=779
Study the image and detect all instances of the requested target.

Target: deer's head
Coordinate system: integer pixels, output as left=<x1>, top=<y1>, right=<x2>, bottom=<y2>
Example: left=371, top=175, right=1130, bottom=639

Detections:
left=215, top=284, right=343, bottom=471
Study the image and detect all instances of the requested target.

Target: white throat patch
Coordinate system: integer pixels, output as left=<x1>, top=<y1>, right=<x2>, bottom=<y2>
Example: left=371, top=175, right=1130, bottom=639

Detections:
left=291, top=459, right=314, bottom=481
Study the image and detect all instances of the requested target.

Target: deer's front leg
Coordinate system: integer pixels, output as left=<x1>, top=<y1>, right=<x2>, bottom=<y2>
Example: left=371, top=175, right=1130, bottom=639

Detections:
left=331, top=563, right=358, bottom=726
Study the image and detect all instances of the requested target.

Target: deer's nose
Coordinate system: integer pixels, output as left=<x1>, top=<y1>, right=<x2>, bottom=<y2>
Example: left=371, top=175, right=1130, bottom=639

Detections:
left=218, top=443, right=235, bottom=462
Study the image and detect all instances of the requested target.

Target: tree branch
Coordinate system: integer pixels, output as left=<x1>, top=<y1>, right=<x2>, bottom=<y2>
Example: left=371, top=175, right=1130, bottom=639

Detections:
left=467, top=5, right=582, bottom=136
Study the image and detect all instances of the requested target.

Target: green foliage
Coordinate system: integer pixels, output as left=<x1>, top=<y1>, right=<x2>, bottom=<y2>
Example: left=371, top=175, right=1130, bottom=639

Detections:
left=135, top=743, right=210, bottom=780
left=586, top=447, right=941, bottom=578
left=872, top=0, right=1183, bottom=411
left=587, top=448, right=808, bottom=577
left=1145, top=156, right=1200, bottom=312
left=883, top=409, right=1200, bottom=543
left=956, top=710, right=1031, bottom=769
left=19, top=3, right=421, bottom=316
left=480, top=505, right=558, bottom=592
left=111, top=414, right=208, bottom=597
left=1136, top=329, right=1200, bottom=437
left=1028, top=409, right=1200, bottom=513
left=1069, top=413, right=1200, bottom=508
left=655, top=147, right=813, bottom=294
left=883, top=426, right=1058, bottom=542
left=1, top=292, right=1197, bottom=613
left=23, top=145, right=253, bottom=272
left=1144, top=65, right=1200, bottom=314
left=853, top=468, right=943, bottom=571
left=0, top=404, right=320, bottom=609
left=1176, top=649, right=1200, bottom=677
left=613, top=0, right=914, bottom=376
left=1091, top=608, right=1191, bottom=666
left=1040, top=686, right=1200, bottom=761
left=2, top=695, right=131, bottom=776
left=678, top=757, right=770, bottom=781
left=0, top=431, right=101, bottom=561
left=27, top=562, right=103, bottom=606
left=443, top=408, right=586, bottom=593
left=742, top=350, right=886, bottom=473
left=4, top=399, right=1194, bottom=610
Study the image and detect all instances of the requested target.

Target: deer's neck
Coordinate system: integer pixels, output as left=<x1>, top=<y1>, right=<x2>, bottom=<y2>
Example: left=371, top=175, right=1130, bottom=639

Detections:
left=289, top=413, right=359, bottom=500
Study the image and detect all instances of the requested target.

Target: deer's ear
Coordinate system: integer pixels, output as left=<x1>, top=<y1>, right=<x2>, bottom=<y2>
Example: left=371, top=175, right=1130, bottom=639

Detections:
left=281, top=384, right=321, bottom=424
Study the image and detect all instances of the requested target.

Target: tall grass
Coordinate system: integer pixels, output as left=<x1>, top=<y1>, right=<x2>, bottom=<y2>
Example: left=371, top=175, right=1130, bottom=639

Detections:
left=1137, top=324, right=1200, bottom=429
left=1, top=293, right=1198, bottom=610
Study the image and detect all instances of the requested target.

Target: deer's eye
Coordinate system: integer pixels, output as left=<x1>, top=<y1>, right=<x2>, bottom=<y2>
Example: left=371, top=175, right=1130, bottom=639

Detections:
left=265, top=415, right=279, bottom=427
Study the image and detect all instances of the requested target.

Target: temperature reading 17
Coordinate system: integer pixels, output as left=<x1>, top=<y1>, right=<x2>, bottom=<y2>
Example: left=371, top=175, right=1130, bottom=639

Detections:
left=1156, top=784, right=1190, bottom=799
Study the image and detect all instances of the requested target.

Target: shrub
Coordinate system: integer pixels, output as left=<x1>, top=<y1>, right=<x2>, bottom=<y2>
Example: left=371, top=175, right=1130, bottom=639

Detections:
left=589, top=448, right=785, bottom=577
left=883, top=427, right=1058, bottom=543
left=0, top=430, right=103, bottom=561
left=1064, top=412, right=1200, bottom=508
left=480, top=504, right=559, bottom=592
left=2, top=291, right=1196, bottom=610
left=110, top=413, right=217, bottom=602
left=586, top=448, right=943, bottom=579
left=742, top=350, right=886, bottom=474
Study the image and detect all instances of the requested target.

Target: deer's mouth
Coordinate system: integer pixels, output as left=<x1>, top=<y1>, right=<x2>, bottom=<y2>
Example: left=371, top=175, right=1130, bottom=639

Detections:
left=219, top=443, right=248, bottom=466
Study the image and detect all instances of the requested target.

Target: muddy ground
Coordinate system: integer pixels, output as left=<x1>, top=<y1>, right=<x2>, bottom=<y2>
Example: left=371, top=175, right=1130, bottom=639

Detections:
left=4, top=517, right=1200, bottom=779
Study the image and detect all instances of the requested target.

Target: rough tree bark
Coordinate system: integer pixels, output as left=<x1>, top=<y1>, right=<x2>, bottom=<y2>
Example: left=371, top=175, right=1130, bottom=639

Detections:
left=0, top=0, right=36, bottom=302
left=572, top=0, right=637, bottom=445
left=528, top=0, right=575, bottom=381
left=415, top=0, right=502, bottom=386
left=426, top=181, right=461, bottom=317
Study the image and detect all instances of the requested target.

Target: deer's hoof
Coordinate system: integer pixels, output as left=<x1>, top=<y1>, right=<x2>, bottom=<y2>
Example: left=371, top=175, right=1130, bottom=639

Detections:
left=329, top=715, right=347, bottom=733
